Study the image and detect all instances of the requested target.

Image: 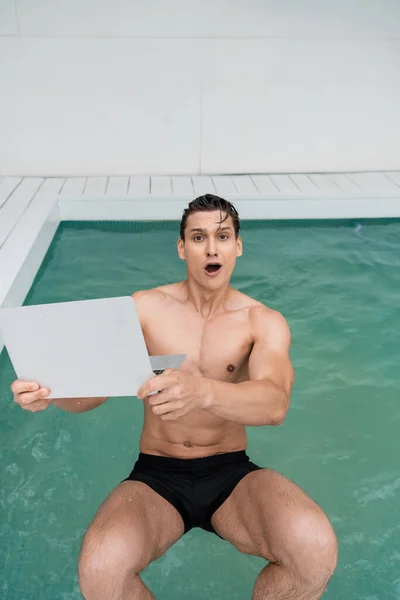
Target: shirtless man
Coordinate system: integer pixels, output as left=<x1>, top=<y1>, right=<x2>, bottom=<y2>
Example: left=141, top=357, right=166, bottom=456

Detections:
left=11, top=194, right=337, bottom=599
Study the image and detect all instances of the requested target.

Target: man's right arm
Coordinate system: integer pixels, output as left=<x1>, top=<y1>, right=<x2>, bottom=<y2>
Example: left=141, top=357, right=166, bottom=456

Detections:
left=11, top=380, right=109, bottom=413
left=51, top=396, right=108, bottom=413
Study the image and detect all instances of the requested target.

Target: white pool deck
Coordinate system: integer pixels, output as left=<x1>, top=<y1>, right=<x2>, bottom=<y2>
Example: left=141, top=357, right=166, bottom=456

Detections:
left=1, top=171, right=400, bottom=323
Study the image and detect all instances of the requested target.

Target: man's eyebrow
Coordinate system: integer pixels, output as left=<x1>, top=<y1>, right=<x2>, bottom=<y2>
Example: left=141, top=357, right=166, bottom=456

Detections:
left=189, top=226, right=233, bottom=233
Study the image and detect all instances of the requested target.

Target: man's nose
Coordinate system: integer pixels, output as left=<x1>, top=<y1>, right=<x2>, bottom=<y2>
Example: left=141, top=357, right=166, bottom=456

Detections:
left=206, top=239, right=218, bottom=256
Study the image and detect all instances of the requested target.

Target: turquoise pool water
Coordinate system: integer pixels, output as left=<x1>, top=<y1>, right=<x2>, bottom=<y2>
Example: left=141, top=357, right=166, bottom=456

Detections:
left=1, top=219, right=400, bottom=599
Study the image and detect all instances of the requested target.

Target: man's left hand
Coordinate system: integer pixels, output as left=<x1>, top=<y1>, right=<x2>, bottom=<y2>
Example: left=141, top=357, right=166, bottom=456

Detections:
left=137, top=369, right=212, bottom=420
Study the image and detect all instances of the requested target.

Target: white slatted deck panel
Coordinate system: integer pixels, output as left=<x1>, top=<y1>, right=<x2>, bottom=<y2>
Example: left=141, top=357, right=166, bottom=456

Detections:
left=192, top=176, right=215, bottom=196
left=0, top=177, right=22, bottom=209
left=348, top=172, right=399, bottom=192
left=83, top=177, right=108, bottom=196
left=289, top=174, right=318, bottom=194
left=106, top=177, right=129, bottom=196
left=128, top=176, right=150, bottom=196
left=326, top=174, right=359, bottom=192
left=308, top=174, right=341, bottom=192
left=384, top=172, right=400, bottom=188
left=212, top=176, right=237, bottom=196
left=231, top=176, right=258, bottom=196
left=250, top=175, right=278, bottom=194
left=151, top=177, right=172, bottom=196
left=171, top=176, right=194, bottom=196
left=0, top=178, right=64, bottom=308
left=270, top=175, right=300, bottom=194
left=0, top=178, right=44, bottom=248
left=59, top=177, right=87, bottom=196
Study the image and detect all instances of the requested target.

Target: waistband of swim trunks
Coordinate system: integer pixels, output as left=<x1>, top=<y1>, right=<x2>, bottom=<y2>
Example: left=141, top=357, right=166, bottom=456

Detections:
left=136, top=450, right=249, bottom=470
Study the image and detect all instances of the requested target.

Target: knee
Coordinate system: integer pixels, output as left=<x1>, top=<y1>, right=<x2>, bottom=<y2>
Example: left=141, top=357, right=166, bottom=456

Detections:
left=78, top=529, right=145, bottom=597
left=290, top=511, right=338, bottom=590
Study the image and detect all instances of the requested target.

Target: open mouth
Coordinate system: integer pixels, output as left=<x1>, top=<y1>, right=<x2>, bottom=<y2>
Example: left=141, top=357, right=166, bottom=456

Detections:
left=205, top=263, right=222, bottom=274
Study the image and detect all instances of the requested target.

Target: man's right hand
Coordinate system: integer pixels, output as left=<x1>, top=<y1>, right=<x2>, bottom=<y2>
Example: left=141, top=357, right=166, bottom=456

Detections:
left=11, top=380, right=51, bottom=412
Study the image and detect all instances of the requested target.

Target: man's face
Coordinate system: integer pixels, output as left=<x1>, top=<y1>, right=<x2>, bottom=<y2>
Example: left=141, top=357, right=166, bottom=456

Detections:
left=177, top=210, right=242, bottom=287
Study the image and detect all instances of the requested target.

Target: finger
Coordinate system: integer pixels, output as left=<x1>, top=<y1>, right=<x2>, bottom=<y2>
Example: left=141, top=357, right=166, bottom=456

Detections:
left=11, top=380, right=40, bottom=395
left=147, top=392, right=165, bottom=405
left=26, top=399, right=51, bottom=413
left=137, top=383, right=156, bottom=400
left=147, top=388, right=177, bottom=405
left=138, top=372, right=176, bottom=399
left=137, top=376, right=157, bottom=399
left=161, top=407, right=189, bottom=421
left=18, top=388, right=51, bottom=405
left=152, top=400, right=184, bottom=416
left=162, top=368, right=175, bottom=376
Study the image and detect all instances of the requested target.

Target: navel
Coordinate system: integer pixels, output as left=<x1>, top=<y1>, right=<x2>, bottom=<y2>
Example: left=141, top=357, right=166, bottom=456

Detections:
left=227, top=364, right=235, bottom=372
left=183, top=441, right=193, bottom=448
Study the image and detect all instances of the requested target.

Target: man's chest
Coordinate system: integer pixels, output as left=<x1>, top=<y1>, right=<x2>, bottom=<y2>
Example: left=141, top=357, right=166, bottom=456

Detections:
left=143, top=310, right=253, bottom=381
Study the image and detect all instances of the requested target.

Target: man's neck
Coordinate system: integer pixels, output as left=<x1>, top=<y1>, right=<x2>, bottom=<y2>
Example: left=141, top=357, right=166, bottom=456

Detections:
left=183, top=278, right=232, bottom=319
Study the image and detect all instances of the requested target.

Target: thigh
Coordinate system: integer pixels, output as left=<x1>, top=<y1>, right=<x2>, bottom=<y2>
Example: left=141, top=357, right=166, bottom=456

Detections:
left=79, top=480, right=185, bottom=573
left=211, top=468, right=335, bottom=564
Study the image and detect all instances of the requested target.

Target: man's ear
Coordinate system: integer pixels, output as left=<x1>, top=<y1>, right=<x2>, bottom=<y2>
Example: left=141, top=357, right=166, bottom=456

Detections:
left=236, top=236, right=243, bottom=257
left=177, top=238, right=185, bottom=260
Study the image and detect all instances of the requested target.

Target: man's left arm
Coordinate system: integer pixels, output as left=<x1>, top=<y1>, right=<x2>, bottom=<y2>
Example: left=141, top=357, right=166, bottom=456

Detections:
left=203, top=307, right=295, bottom=426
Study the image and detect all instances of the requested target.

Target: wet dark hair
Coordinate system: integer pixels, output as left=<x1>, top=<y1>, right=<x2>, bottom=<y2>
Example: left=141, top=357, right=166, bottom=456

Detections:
left=179, top=194, right=240, bottom=240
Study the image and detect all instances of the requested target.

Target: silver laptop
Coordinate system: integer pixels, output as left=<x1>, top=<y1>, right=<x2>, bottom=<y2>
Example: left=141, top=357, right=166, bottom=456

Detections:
left=0, top=296, right=186, bottom=399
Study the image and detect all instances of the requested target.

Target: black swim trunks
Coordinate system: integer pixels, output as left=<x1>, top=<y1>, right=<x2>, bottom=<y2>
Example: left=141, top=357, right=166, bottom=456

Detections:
left=123, top=450, right=261, bottom=537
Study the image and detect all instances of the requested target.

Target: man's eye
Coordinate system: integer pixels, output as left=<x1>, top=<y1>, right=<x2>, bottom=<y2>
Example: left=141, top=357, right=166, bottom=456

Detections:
left=193, top=236, right=203, bottom=242
left=219, top=235, right=228, bottom=240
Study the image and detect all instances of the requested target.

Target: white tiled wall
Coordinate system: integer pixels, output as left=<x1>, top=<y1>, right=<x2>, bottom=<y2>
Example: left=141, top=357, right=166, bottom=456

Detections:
left=0, top=0, right=18, bottom=35
left=0, top=0, right=400, bottom=175
left=12, top=0, right=400, bottom=39
left=0, top=38, right=202, bottom=175
left=201, top=39, right=400, bottom=173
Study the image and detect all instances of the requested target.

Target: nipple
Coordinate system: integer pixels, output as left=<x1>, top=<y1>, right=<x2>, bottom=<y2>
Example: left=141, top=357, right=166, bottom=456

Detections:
left=227, top=364, right=235, bottom=372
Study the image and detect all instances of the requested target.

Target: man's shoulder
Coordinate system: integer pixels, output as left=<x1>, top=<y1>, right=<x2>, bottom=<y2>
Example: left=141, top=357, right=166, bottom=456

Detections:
left=232, top=289, right=284, bottom=321
left=131, top=287, right=164, bottom=303
left=230, top=288, right=262, bottom=311
left=247, top=302, right=290, bottom=336
left=131, top=282, right=184, bottom=306
left=131, top=287, right=174, bottom=329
